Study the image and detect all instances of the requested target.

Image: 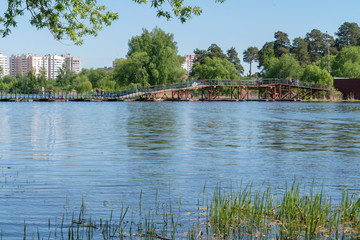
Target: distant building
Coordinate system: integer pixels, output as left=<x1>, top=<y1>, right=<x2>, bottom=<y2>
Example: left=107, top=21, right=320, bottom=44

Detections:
left=8, top=53, right=81, bottom=79
left=62, top=54, right=82, bottom=74
left=47, top=55, right=65, bottom=79
left=9, top=54, right=32, bottom=77
left=0, top=54, right=8, bottom=77
left=181, top=55, right=197, bottom=75
left=28, top=55, right=49, bottom=78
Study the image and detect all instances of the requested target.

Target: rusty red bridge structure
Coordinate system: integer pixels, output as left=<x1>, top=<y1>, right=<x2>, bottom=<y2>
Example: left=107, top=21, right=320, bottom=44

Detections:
left=0, top=79, right=330, bottom=102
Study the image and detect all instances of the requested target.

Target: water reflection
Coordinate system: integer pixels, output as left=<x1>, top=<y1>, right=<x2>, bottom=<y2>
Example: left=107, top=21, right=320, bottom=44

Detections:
left=1, top=102, right=360, bottom=238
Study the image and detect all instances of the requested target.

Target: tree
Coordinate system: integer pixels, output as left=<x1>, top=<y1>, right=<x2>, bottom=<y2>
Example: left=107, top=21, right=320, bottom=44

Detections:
left=192, top=57, right=240, bottom=79
left=194, top=44, right=227, bottom=64
left=300, top=64, right=333, bottom=86
left=226, top=47, right=244, bottom=74
left=1, top=0, right=225, bottom=45
left=316, top=55, right=336, bottom=73
left=335, top=22, right=360, bottom=50
left=132, top=0, right=226, bottom=23
left=120, top=28, right=185, bottom=86
left=113, top=52, right=150, bottom=86
left=243, top=47, right=259, bottom=77
left=192, top=44, right=242, bottom=78
left=332, top=46, right=360, bottom=78
left=305, top=29, right=337, bottom=62
left=56, top=68, right=77, bottom=89
left=262, top=54, right=302, bottom=80
left=81, top=68, right=109, bottom=88
left=73, top=75, right=92, bottom=91
left=258, top=41, right=274, bottom=68
left=291, top=37, right=310, bottom=65
left=274, top=31, right=290, bottom=57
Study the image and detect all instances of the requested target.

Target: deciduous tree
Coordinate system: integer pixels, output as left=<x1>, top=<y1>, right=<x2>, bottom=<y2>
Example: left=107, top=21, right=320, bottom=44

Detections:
left=300, top=64, right=333, bottom=86
left=1, top=0, right=225, bottom=45
left=117, top=28, right=185, bottom=86
left=262, top=54, right=301, bottom=80
left=192, top=57, right=240, bottom=79
left=332, top=46, right=360, bottom=78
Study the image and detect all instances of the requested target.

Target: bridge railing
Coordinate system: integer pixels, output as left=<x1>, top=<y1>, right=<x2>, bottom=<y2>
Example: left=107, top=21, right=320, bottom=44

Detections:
left=0, top=79, right=330, bottom=100
left=192, top=79, right=331, bottom=90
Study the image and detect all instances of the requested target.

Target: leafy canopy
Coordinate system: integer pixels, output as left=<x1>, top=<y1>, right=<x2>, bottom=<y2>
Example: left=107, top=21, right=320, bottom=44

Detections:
left=0, top=0, right=225, bottom=45
left=332, top=46, right=360, bottom=78
left=192, top=57, right=240, bottom=79
left=114, top=28, right=185, bottom=86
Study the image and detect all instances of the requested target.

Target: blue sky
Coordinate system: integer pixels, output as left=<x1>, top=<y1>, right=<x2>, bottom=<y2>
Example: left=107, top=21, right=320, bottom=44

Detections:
left=1, top=0, right=360, bottom=73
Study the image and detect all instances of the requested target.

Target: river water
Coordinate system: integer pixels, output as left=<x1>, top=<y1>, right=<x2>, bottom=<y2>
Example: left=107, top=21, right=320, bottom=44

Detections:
left=1, top=101, right=360, bottom=238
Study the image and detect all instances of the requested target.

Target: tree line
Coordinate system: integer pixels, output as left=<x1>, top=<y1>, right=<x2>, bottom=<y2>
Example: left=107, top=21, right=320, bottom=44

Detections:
left=242, top=22, right=360, bottom=86
left=1, top=22, right=360, bottom=91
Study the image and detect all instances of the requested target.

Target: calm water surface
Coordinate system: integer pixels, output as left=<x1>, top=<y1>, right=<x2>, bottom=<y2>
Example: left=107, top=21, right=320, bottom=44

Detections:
left=1, top=102, right=360, bottom=238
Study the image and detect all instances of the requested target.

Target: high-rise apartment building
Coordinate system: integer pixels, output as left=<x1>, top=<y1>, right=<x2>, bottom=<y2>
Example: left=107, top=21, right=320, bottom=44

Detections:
left=9, top=53, right=81, bottom=79
left=62, top=54, right=82, bottom=74
left=181, top=55, right=197, bottom=74
left=28, top=55, right=49, bottom=78
left=48, top=55, right=65, bottom=79
left=10, top=54, right=32, bottom=77
left=0, top=54, right=8, bottom=77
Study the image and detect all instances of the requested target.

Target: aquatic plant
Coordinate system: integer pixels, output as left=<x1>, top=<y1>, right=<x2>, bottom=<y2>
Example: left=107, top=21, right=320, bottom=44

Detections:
left=21, top=181, right=360, bottom=239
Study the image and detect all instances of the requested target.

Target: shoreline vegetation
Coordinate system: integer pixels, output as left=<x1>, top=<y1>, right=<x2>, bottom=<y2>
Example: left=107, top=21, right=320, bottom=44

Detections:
left=19, top=181, right=360, bottom=239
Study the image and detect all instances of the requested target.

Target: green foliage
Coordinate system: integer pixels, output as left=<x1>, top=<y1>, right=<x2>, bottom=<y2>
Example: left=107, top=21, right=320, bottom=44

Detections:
left=291, top=37, right=310, bottom=65
left=274, top=31, right=290, bottom=57
left=113, top=52, right=150, bottom=86
left=0, top=1, right=225, bottom=45
left=194, top=44, right=243, bottom=77
left=80, top=68, right=111, bottom=89
left=258, top=41, right=274, bottom=68
left=56, top=68, right=77, bottom=90
left=133, top=0, right=225, bottom=23
left=1, top=0, right=118, bottom=45
left=122, top=27, right=185, bottom=86
left=305, top=29, right=337, bottom=62
left=243, top=47, right=259, bottom=76
left=335, top=22, right=360, bottom=50
left=192, top=57, right=240, bottom=79
left=315, top=55, right=336, bottom=72
left=73, top=75, right=92, bottom=91
left=332, top=46, right=360, bottom=78
left=300, top=64, right=333, bottom=86
left=194, top=44, right=227, bottom=64
left=263, top=54, right=302, bottom=79
left=227, top=47, right=244, bottom=74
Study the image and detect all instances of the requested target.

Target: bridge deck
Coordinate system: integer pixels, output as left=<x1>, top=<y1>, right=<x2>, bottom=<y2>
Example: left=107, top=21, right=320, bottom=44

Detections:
left=0, top=79, right=330, bottom=102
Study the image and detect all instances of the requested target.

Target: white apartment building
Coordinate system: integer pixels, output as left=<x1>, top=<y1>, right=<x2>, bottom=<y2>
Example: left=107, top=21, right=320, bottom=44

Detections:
left=28, top=55, right=49, bottom=78
left=0, top=54, right=8, bottom=77
left=48, top=54, right=65, bottom=79
left=181, top=55, right=197, bottom=74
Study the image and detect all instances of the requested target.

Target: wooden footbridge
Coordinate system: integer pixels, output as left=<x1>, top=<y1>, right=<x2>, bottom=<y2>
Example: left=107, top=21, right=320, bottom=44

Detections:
left=0, top=79, right=330, bottom=102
